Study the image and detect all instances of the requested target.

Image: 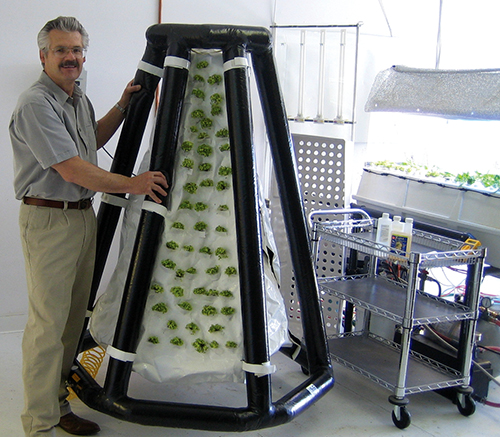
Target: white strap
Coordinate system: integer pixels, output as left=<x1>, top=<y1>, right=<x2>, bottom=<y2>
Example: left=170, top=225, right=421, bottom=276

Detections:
left=100, top=193, right=129, bottom=209
left=164, top=56, right=191, bottom=70
left=241, top=361, right=276, bottom=377
left=223, top=57, right=249, bottom=72
left=292, top=343, right=302, bottom=361
left=142, top=200, right=168, bottom=219
left=106, top=345, right=136, bottom=363
left=138, top=60, right=164, bottom=78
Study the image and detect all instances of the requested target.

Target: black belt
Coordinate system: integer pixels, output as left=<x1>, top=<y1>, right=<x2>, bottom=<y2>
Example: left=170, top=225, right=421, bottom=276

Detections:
left=23, top=197, right=93, bottom=210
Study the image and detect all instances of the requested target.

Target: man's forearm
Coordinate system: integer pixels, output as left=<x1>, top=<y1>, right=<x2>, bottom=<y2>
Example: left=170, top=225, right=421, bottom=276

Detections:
left=96, top=104, right=126, bottom=149
left=52, top=155, right=168, bottom=203
left=52, top=155, right=132, bottom=193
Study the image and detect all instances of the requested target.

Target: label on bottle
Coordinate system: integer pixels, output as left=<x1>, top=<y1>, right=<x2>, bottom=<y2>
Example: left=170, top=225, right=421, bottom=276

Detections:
left=379, top=225, right=391, bottom=243
left=390, top=233, right=410, bottom=252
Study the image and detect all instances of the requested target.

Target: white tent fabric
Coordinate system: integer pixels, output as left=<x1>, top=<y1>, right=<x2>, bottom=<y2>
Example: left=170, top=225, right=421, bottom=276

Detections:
left=90, top=51, right=289, bottom=384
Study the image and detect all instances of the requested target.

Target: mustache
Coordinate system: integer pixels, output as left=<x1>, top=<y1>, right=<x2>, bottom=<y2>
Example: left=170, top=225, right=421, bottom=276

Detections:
left=60, top=60, right=79, bottom=68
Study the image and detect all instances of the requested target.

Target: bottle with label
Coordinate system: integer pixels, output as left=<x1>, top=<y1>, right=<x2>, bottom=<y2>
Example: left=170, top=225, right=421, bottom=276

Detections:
left=404, top=217, right=414, bottom=235
left=390, top=216, right=412, bottom=253
left=375, top=213, right=392, bottom=246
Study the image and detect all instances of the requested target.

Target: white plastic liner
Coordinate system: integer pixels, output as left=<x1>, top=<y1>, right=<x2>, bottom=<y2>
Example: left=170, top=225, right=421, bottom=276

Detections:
left=365, top=65, right=500, bottom=120
left=90, top=50, right=289, bottom=384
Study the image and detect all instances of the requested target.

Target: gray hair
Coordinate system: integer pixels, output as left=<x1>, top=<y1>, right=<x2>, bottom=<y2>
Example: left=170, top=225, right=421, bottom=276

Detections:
left=37, top=16, right=89, bottom=53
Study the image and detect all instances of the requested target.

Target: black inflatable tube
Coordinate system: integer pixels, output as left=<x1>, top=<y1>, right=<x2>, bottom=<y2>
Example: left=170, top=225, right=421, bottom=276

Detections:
left=92, top=44, right=165, bottom=293
left=71, top=24, right=334, bottom=431
left=223, top=45, right=272, bottom=414
left=146, top=23, right=272, bottom=53
left=104, top=54, right=189, bottom=400
left=78, top=43, right=166, bottom=354
left=71, top=359, right=333, bottom=431
left=251, top=49, right=332, bottom=373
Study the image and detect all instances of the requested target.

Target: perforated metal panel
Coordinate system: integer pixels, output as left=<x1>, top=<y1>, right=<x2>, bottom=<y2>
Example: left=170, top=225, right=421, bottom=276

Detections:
left=270, top=134, right=346, bottom=337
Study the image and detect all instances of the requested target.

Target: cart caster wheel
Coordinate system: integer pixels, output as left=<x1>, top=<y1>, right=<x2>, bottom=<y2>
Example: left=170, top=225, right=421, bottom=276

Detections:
left=456, top=393, right=476, bottom=416
left=392, top=406, right=411, bottom=429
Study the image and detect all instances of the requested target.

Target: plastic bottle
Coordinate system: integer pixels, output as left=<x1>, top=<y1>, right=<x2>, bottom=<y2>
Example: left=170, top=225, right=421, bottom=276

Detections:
left=375, top=213, right=392, bottom=246
left=392, top=216, right=404, bottom=233
left=404, top=217, right=414, bottom=235
left=390, top=216, right=412, bottom=253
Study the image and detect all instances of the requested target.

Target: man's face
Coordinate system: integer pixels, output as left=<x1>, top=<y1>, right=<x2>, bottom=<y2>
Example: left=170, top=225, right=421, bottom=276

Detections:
left=40, top=29, right=85, bottom=94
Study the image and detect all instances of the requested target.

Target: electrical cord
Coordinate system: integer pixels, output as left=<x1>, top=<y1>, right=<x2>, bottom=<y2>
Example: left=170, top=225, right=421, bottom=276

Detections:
left=478, top=345, right=500, bottom=356
left=100, top=145, right=114, bottom=161
left=421, top=273, right=443, bottom=296
left=99, top=146, right=137, bottom=177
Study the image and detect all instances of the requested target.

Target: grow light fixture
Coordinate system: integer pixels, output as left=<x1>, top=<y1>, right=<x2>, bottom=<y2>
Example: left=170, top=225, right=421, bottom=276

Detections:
left=365, top=65, right=500, bottom=120
left=69, top=24, right=333, bottom=431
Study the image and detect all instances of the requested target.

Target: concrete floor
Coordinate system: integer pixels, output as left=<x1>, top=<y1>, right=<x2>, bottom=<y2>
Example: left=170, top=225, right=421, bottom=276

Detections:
left=1, top=328, right=498, bottom=437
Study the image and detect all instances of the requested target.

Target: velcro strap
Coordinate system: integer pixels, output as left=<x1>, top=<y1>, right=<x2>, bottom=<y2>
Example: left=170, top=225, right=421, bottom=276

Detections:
left=241, top=361, right=276, bottom=377
left=223, top=57, right=249, bottom=72
left=138, top=60, right=164, bottom=77
left=100, top=193, right=129, bottom=209
left=142, top=200, right=168, bottom=219
left=164, top=56, right=191, bottom=70
left=106, top=345, right=136, bottom=363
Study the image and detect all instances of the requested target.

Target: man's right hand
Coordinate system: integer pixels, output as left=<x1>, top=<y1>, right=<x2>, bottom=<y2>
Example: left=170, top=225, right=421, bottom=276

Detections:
left=130, top=171, right=168, bottom=203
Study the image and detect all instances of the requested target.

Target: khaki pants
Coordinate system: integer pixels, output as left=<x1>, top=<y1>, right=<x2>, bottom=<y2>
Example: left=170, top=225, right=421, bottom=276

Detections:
left=19, top=203, right=96, bottom=436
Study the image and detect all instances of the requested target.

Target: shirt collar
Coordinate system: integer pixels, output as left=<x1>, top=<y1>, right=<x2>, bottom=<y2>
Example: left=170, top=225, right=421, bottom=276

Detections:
left=38, top=71, right=84, bottom=106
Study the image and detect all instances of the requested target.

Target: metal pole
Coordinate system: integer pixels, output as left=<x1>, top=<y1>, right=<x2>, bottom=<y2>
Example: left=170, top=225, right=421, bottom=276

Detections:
left=315, top=30, right=326, bottom=122
left=296, top=30, right=306, bottom=122
left=335, top=29, right=346, bottom=123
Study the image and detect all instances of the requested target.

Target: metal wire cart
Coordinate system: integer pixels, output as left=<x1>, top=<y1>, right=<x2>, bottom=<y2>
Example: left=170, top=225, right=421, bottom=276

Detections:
left=310, top=209, right=486, bottom=428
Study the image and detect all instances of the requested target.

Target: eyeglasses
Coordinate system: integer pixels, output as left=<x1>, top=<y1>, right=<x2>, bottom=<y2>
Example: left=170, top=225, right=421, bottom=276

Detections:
left=49, top=46, right=87, bottom=58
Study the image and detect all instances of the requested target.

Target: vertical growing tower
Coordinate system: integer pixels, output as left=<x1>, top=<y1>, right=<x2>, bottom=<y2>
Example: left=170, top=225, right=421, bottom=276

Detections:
left=70, top=24, right=334, bottom=431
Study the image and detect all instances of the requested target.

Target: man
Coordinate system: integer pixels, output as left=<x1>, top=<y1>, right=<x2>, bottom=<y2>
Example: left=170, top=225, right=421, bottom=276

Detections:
left=9, top=16, right=168, bottom=436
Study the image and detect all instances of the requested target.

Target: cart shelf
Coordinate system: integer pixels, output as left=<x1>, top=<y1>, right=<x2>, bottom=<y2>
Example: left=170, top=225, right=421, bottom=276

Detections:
left=319, top=276, right=475, bottom=325
left=327, top=332, right=466, bottom=395
left=314, top=220, right=482, bottom=269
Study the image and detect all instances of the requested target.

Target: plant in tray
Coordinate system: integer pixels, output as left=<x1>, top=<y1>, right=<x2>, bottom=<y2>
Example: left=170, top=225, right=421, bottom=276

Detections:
left=193, top=338, right=209, bottom=353
left=209, top=324, right=224, bottom=333
left=170, top=337, right=184, bottom=346
left=166, top=241, right=179, bottom=250
left=170, top=286, right=184, bottom=297
left=152, top=303, right=168, bottom=314
left=184, top=182, right=198, bottom=194
left=186, top=322, right=200, bottom=335
left=197, top=144, right=213, bottom=157
left=201, top=305, right=217, bottom=316
left=151, top=284, right=164, bottom=293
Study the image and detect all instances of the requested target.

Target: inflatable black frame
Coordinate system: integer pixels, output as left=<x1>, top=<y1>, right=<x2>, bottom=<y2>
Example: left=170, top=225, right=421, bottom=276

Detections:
left=70, top=24, right=334, bottom=431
